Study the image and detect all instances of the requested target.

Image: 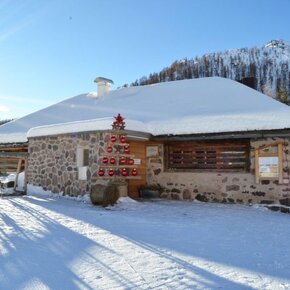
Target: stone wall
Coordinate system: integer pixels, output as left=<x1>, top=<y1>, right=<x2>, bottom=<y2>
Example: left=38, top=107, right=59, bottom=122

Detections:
left=28, top=133, right=290, bottom=205
left=27, top=132, right=107, bottom=196
left=146, top=138, right=290, bottom=205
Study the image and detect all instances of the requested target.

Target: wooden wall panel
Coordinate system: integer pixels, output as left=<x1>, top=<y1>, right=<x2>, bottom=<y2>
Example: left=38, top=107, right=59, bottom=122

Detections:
left=127, top=141, right=147, bottom=198
left=0, top=158, right=25, bottom=173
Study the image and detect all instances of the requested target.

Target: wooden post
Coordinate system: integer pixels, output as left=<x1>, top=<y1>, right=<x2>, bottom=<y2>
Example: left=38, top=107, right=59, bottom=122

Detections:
left=14, top=159, right=22, bottom=192
left=255, top=149, right=260, bottom=184
left=23, top=158, right=28, bottom=194
left=278, top=143, right=283, bottom=184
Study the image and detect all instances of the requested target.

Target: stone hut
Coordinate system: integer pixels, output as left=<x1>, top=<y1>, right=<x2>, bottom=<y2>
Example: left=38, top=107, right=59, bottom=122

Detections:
left=1, top=77, right=290, bottom=205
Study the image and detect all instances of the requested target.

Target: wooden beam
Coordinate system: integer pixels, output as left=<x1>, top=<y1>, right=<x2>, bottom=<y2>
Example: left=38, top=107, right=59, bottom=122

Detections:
left=0, top=152, right=28, bottom=159
left=278, top=143, right=283, bottom=184
left=0, top=164, right=19, bottom=169
left=253, top=141, right=285, bottom=151
left=0, top=170, right=18, bottom=174
left=0, top=160, right=19, bottom=165
left=0, top=158, right=21, bottom=162
left=252, top=152, right=278, bottom=157
left=0, top=148, right=27, bottom=152
left=0, top=143, right=28, bottom=151
left=255, top=149, right=260, bottom=184
left=13, top=160, right=22, bottom=191
left=23, top=159, right=28, bottom=194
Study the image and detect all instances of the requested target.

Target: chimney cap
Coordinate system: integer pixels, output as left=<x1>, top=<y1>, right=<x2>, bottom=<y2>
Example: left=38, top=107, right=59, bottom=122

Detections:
left=94, top=77, right=114, bottom=84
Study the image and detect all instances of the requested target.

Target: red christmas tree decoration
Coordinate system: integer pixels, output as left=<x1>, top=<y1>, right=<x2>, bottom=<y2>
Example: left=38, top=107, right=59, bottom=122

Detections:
left=112, top=113, right=126, bottom=130
left=120, top=157, right=126, bottom=165
left=108, top=169, right=114, bottom=176
left=120, top=136, right=126, bottom=143
left=98, top=169, right=105, bottom=176
left=97, top=114, right=139, bottom=179
left=121, top=168, right=128, bottom=176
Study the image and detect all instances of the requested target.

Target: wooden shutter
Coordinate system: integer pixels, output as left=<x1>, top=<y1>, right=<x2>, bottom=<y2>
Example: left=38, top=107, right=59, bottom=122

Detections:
left=165, top=141, right=249, bottom=172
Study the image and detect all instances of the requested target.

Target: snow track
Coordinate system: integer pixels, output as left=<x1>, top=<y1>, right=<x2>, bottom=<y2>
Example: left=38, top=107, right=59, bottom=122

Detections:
left=0, top=195, right=290, bottom=289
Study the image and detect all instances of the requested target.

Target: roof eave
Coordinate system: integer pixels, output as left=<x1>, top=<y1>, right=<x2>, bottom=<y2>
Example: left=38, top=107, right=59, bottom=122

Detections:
left=151, top=128, right=290, bottom=141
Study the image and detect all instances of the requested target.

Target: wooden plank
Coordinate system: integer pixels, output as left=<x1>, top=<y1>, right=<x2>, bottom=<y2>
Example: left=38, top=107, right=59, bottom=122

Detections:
left=23, top=159, right=28, bottom=194
left=99, top=153, right=136, bottom=158
left=167, top=140, right=249, bottom=172
left=169, top=149, right=248, bottom=155
left=0, top=169, right=18, bottom=173
left=0, top=159, right=19, bottom=163
left=91, top=176, right=141, bottom=180
left=0, top=158, right=21, bottom=162
left=169, top=147, right=248, bottom=152
left=0, top=152, right=28, bottom=159
left=0, top=161, right=19, bottom=165
left=169, top=160, right=247, bottom=166
left=99, top=165, right=139, bottom=168
left=127, top=141, right=146, bottom=198
left=169, top=156, right=247, bottom=162
left=168, top=168, right=246, bottom=173
left=0, top=164, right=19, bottom=168
left=13, top=159, right=22, bottom=191
left=169, top=164, right=246, bottom=169
left=107, top=142, right=130, bottom=146
left=0, top=147, right=27, bottom=152
left=278, top=143, right=283, bottom=184
left=169, top=161, right=247, bottom=166
left=257, top=152, right=279, bottom=157
left=167, top=140, right=249, bottom=144
left=255, top=149, right=260, bottom=184
left=167, top=143, right=248, bottom=148
left=0, top=166, right=19, bottom=170
left=254, top=141, right=285, bottom=151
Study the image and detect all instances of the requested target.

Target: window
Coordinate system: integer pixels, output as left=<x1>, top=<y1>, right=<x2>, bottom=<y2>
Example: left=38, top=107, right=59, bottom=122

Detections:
left=76, top=147, right=89, bottom=180
left=165, top=140, right=250, bottom=172
left=254, top=142, right=284, bottom=184
left=76, top=148, right=89, bottom=167
left=258, top=157, right=279, bottom=178
left=83, top=149, right=89, bottom=166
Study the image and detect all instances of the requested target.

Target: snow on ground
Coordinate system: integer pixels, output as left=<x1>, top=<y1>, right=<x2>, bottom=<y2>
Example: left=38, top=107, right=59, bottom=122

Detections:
left=0, top=193, right=290, bottom=290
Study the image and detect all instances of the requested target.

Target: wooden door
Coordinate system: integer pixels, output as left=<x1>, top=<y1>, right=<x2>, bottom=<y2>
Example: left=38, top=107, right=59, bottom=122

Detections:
left=127, top=141, right=147, bottom=198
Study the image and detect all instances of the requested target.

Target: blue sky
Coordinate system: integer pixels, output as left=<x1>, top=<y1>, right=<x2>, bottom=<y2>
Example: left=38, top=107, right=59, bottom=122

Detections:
left=0, top=0, right=290, bottom=120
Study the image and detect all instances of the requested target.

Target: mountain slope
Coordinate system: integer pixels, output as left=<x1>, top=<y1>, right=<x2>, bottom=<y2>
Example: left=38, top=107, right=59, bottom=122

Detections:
left=129, top=40, right=290, bottom=104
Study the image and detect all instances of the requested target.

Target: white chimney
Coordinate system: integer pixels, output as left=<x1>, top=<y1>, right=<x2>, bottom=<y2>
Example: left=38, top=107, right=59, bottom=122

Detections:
left=94, top=77, right=114, bottom=97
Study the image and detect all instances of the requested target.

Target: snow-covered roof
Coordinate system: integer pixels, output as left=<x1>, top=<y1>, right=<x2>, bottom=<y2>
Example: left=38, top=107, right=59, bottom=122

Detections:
left=28, top=118, right=148, bottom=139
left=1, top=77, right=290, bottom=142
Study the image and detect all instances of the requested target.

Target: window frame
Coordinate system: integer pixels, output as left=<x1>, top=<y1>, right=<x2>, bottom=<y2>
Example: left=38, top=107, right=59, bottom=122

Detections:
left=76, top=147, right=89, bottom=167
left=254, top=142, right=284, bottom=184
left=76, top=147, right=89, bottom=180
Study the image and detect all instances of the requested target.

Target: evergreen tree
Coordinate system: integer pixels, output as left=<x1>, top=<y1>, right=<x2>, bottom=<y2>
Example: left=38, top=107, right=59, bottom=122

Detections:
left=126, top=40, right=290, bottom=105
left=276, top=79, right=289, bottom=104
left=0, top=119, right=13, bottom=126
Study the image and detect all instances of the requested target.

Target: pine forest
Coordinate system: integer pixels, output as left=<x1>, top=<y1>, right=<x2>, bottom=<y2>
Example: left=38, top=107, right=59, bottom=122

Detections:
left=128, top=40, right=290, bottom=104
